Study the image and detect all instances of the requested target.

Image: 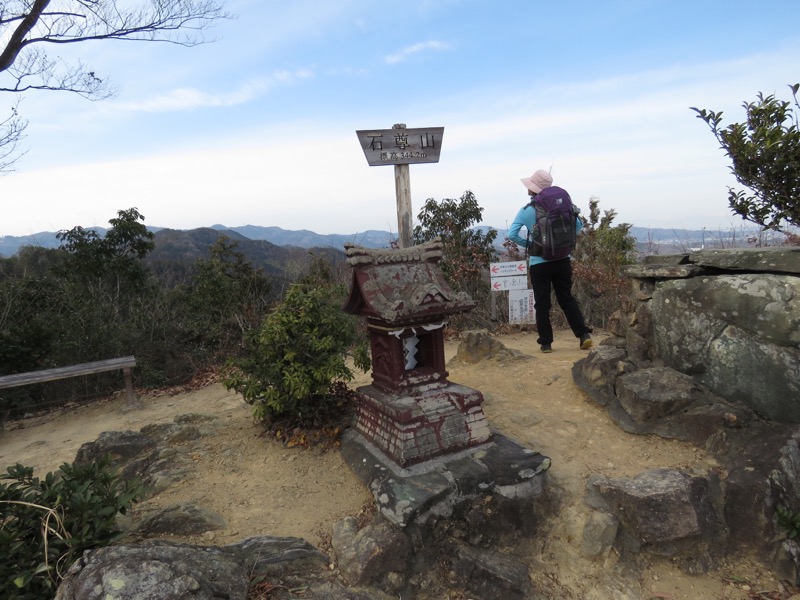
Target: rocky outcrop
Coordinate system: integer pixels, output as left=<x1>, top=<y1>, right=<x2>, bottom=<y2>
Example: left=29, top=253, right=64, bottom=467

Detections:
left=74, top=415, right=215, bottom=494
left=623, top=247, right=800, bottom=422
left=54, top=537, right=367, bottom=600
left=585, top=468, right=724, bottom=573
left=574, top=350, right=755, bottom=444
left=650, top=273, right=800, bottom=421
left=573, top=247, right=800, bottom=581
left=448, top=329, right=529, bottom=365
left=72, top=415, right=229, bottom=538
left=57, top=395, right=552, bottom=600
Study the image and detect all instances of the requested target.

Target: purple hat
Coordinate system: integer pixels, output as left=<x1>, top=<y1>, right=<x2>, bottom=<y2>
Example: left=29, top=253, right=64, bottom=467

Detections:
left=520, top=169, right=553, bottom=194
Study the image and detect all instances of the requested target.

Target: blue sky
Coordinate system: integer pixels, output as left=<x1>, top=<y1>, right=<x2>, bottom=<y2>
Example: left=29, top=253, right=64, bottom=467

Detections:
left=1, top=0, right=799, bottom=238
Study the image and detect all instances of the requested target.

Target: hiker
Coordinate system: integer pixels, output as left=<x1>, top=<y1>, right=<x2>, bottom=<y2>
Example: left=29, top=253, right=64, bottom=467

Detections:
left=506, top=168, right=593, bottom=353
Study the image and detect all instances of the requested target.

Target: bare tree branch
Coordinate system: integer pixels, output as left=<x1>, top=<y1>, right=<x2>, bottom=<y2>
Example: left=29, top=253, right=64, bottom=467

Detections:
left=0, top=0, right=231, bottom=170
left=0, top=99, right=28, bottom=173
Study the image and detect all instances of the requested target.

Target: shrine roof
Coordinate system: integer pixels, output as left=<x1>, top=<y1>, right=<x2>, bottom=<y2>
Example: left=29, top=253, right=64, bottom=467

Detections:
left=343, top=238, right=476, bottom=325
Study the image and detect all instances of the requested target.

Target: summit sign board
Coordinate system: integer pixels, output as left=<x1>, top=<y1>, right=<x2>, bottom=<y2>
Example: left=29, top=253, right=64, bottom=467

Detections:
left=356, top=127, right=444, bottom=166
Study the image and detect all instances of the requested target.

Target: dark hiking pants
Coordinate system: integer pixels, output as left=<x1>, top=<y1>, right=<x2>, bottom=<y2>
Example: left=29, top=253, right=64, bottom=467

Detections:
left=529, top=258, right=591, bottom=345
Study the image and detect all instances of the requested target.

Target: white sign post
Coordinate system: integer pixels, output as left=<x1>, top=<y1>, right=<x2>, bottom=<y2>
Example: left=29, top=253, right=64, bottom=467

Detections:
left=489, top=261, right=534, bottom=324
left=508, top=289, right=535, bottom=324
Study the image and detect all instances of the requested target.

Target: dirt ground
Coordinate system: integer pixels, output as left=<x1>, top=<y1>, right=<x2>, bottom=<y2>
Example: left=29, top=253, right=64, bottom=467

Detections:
left=1, top=329, right=795, bottom=599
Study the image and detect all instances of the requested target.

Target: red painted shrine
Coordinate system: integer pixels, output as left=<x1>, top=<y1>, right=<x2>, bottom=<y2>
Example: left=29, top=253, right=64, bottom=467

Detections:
left=343, top=239, right=493, bottom=468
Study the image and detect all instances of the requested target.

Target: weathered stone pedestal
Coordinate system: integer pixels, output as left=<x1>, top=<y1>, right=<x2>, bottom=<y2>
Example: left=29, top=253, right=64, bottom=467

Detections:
left=337, top=427, right=552, bottom=599
left=353, top=381, right=491, bottom=468
left=341, top=428, right=551, bottom=527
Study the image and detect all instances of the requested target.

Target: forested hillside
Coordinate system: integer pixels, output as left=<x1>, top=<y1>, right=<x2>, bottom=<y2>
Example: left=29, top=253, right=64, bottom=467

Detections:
left=0, top=212, right=351, bottom=421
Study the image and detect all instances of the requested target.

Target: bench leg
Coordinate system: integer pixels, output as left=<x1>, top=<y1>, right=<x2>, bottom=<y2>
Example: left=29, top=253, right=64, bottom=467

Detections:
left=122, top=367, right=141, bottom=410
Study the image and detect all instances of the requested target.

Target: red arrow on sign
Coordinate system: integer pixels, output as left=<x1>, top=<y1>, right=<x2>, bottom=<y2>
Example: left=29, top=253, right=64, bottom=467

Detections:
left=491, top=265, right=500, bottom=274
left=517, top=263, right=526, bottom=272
left=492, top=282, right=503, bottom=290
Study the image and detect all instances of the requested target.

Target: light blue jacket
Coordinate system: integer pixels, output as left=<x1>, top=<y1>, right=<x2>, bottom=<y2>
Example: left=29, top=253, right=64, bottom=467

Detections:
left=507, top=201, right=583, bottom=266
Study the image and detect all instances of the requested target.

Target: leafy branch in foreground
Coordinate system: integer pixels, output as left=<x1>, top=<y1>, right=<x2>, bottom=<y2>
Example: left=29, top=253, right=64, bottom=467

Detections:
left=691, top=83, right=800, bottom=231
left=0, top=456, right=144, bottom=599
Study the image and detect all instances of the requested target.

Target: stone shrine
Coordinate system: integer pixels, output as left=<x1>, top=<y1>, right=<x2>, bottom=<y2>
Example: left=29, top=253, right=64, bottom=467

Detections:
left=342, top=238, right=493, bottom=468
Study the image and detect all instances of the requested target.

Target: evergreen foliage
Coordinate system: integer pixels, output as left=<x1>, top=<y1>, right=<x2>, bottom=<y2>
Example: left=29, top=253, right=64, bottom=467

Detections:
left=0, top=456, right=143, bottom=599
left=176, top=236, right=275, bottom=361
left=222, top=272, right=369, bottom=424
left=0, top=209, right=281, bottom=417
left=412, top=190, right=498, bottom=327
left=691, top=83, right=800, bottom=231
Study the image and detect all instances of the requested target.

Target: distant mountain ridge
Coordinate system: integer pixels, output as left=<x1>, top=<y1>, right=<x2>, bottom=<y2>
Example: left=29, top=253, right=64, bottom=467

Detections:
left=144, top=227, right=347, bottom=279
left=0, top=223, right=762, bottom=257
left=0, top=225, right=397, bottom=257
left=208, top=225, right=397, bottom=251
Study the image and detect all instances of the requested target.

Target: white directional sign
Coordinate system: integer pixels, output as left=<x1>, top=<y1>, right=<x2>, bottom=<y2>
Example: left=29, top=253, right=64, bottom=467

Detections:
left=491, top=275, right=528, bottom=291
left=490, top=261, right=527, bottom=277
left=489, top=261, right=528, bottom=291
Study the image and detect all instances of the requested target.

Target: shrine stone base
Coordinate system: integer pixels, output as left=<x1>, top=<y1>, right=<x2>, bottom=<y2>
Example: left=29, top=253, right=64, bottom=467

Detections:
left=341, top=428, right=552, bottom=528
left=353, top=382, right=492, bottom=469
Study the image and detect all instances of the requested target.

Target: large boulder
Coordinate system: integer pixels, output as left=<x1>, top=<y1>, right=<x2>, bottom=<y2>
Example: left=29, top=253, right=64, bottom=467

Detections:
left=55, top=541, right=249, bottom=600
left=574, top=357, right=754, bottom=446
left=448, top=330, right=529, bottom=365
left=585, top=468, right=723, bottom=572
left=332, top=516, right=412, bottom=589
left=650, top=274, right=800, bottom=422
left=55, top=537, right=365, bottom=600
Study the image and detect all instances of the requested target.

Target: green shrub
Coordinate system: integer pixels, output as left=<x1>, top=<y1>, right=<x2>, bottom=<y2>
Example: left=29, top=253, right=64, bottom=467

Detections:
left=412, top=190, right=498, bottom=330
left=571, top=197, right=638, bottom=328
left=223, top=282, right=369, bottom=424
left=0, top=456, right=143, bottom=599
left=776, top=504, right=800, bottom=539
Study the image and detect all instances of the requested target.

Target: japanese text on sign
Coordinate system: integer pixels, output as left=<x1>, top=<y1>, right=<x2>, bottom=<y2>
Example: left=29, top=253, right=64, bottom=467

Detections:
left=356, top=127, right=444, bottom=166
left=491, top=275, right=528, bottom=291
left=489, top=261, right=528, bottom=292
left=490, top=261, right=526, bottom=277
left=508, top=289, right=535, bottom=324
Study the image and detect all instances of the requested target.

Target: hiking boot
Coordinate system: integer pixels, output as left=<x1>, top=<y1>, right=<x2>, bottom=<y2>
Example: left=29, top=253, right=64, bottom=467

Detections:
left=580, top=334, right=593, bottom=350
left=540, top=344, right=552, bottom=353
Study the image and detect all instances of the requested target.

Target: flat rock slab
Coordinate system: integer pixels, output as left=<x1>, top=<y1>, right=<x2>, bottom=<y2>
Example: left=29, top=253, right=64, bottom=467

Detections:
left=341, top=429, right=550, bottom=527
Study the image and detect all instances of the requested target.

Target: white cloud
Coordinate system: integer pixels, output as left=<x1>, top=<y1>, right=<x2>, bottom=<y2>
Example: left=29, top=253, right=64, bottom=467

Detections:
left=114, top=69, right=315, bottom=113
left=385, top=41, right=450, bottom=65
left=3, top=37, right=799, bottom=237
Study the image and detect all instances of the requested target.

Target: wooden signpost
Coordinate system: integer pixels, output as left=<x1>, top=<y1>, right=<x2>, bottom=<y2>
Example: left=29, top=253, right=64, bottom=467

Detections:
left=355, top=123, right=444, bottom=248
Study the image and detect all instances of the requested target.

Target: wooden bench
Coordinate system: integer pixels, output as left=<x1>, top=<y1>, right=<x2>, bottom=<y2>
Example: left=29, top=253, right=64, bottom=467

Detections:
left=0, top=356, right=140, bottom=411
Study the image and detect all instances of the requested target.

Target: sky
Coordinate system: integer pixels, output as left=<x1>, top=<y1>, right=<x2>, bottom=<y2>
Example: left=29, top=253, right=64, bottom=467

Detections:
left=1, top=0, right=799, bottom=238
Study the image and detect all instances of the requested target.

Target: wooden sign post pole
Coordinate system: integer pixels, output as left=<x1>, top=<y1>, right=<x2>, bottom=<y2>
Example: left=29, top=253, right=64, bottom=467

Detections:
left=393, top=124, right=413, bottom=248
